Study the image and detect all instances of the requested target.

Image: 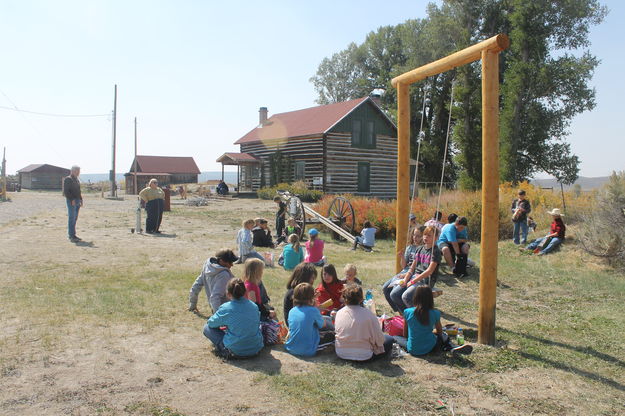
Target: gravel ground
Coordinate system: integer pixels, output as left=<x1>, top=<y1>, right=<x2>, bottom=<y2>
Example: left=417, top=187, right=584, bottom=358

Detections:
left=0, top=190, right=136, bottom=226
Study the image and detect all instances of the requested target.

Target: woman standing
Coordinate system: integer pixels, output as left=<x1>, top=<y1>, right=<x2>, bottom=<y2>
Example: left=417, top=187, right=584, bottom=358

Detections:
left=139, top=178, right=165, bottom=234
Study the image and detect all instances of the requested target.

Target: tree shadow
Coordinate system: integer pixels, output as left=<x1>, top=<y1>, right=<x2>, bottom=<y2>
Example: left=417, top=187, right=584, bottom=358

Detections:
left=440, top=311, right=625, bottom=392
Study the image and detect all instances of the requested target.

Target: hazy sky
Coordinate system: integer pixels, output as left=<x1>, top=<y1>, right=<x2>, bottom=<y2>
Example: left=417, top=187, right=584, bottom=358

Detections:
left=1, top=0, right=622, bottom=177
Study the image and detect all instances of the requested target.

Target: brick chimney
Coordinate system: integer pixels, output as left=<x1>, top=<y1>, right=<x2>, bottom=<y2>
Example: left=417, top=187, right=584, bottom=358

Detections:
left=369, top=93, right=382, bottom=107
left=259, top=107, right=268, bottom=126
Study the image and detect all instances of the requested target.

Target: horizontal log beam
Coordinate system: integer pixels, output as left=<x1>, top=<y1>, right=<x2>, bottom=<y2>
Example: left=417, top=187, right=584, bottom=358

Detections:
left=391, top=34, right=509, bottom=87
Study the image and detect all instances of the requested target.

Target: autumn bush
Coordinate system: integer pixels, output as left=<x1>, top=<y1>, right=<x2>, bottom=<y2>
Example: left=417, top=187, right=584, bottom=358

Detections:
left=312, top=181, right=595, bottom=242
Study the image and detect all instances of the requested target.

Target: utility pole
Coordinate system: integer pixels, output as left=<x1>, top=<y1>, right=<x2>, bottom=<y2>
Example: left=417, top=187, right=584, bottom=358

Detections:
left=1, top=147, right=6, bottom=201
left=133, top=117, right=138, bottom=194
left=110, top=84, right=117, bottom=197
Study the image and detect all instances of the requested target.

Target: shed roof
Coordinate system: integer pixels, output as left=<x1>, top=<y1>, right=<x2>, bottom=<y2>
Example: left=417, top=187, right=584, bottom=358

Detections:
left=129, top=155, right=201, bottom=174
left=216, top=152, right=260, bottom=165
left=17, top=164, right=70, bottom=173
left=234, top=97, right=395, bottom=145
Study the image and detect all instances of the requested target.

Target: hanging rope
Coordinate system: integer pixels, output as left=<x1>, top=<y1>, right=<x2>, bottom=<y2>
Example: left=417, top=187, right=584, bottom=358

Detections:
left=429, top=80, right=455, bottom=287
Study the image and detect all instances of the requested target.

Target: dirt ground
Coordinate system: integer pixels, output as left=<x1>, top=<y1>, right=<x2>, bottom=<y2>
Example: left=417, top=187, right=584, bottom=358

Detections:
left=0, top=191, right=622, bottom=415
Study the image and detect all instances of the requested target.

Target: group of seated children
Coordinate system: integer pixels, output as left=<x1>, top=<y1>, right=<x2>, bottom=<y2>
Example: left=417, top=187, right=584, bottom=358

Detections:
left=382, top=225, right=443, bottom=313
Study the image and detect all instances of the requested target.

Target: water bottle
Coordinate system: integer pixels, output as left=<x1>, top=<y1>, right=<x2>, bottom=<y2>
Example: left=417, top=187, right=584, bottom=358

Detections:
left=365, top=289, right=373, bottom=302
left=457, top=328, right=464, bottom=346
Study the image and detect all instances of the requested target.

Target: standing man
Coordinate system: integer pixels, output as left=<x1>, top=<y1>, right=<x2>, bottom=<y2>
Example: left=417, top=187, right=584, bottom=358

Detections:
left=139, top=178, right=165, bottom=234
left=63, top=165, right=83, bottom=242
left=511, top=189, right=531, bottom=245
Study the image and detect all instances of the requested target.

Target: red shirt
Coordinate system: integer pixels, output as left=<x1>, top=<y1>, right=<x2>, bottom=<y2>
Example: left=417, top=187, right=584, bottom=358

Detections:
left=550, top=218, right=566, bottom=239
left=316, top=281, right=344, bottom=314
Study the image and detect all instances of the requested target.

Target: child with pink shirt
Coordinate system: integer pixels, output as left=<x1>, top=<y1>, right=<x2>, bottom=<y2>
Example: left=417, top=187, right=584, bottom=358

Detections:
left=304, top=228, right=327, bottom=267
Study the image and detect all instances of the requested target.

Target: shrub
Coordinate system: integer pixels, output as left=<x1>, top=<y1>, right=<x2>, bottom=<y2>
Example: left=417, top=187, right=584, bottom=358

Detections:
left=257, top=181, right=323, bottom=203
left=577, top=172, right=625, bottom=270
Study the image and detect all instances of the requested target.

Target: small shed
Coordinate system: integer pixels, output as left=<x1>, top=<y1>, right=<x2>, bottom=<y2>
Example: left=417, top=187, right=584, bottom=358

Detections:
left=18, top=164, right=70, bottom=190
left=125, top=155, right=201, bottom=194
left=216, top=152, right=261, bottom=192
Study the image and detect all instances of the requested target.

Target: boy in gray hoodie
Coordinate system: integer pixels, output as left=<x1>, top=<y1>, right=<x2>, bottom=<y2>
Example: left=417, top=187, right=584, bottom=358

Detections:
left=189, top=249, right=238, bottom=314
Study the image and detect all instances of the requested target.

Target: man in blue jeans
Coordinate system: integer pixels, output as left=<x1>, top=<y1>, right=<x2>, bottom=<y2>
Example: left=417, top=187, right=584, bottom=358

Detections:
left=511, top=190, right=531, bottom=245
left=63, top=165, right=83, bottom=243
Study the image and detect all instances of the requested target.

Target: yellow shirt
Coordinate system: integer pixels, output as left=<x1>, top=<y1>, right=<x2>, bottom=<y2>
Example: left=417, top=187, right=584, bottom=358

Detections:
left=139, top=186, right=164, bottom=202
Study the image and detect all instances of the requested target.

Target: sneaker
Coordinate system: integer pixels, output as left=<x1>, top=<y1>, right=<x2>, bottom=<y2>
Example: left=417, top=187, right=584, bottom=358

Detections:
left=537, top=252, right=545, bottom=256
left=74, top=235, right=83, bottom=241
left=69, top=237, right=80, bottom=243
left=451, top=344, right=473, bottom=355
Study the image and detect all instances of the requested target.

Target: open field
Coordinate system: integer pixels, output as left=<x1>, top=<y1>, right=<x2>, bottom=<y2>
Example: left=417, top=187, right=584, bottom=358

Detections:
left=1, top=191, right=624, bottom=415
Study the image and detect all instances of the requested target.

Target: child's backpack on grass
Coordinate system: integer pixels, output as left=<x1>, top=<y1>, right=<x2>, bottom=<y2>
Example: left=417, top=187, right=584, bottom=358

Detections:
left=383, top=316, right=404, bottom=336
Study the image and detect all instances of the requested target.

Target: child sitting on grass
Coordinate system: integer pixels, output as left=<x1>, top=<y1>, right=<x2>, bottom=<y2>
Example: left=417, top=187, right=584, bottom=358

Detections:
left=305, top=228, right=326, bottom=266
left=281, top=233, right=305, bottom=271
left=316, top=264, right=344, bottom=315
left=237, top=219, right=265, bottom=263
left=341, top=264, right=362, bottom=285
left=243, top=258, right=276, bottom=320
left=394, top=286, right=472, bottom=356
left=277, top=217, right=302, bottom=245
left=334, top=284, right=395, bottom=361
left=285, top=283, right=330, bottom=357
left=283, top=263, right=318, bottom=327
left=351, top=220, right=377, bottom=252
left=203, top=278, right=264, bottom=359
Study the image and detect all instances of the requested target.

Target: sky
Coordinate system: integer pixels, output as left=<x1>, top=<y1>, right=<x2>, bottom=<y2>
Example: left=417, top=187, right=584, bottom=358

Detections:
left=0, top=0, right=622, bottom=178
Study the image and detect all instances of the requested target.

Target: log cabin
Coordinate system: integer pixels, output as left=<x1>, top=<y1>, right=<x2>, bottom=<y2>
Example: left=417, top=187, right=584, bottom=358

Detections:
left=218, top=96, right=398, bottom=198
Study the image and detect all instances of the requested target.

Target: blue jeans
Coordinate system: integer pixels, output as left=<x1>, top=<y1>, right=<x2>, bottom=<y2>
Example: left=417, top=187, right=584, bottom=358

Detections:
left=382, top=273, right=406, bottom=312
left=203, top=324, right=231, bottom=357
left=527, top=237, right=562, bottom=254
left=66, top=198, right=81, bottom=238
left=401, top=278, right=435, bottom=307
left=513, top=220, right=528, bottom=244
left=240, top=251, right=265, bottom=263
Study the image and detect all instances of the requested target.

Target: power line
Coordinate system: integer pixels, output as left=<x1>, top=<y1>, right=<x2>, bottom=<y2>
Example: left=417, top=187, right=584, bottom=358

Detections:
left=0, top=104, right=109, bottom=118
left=0, top=89, right=109, bottom=118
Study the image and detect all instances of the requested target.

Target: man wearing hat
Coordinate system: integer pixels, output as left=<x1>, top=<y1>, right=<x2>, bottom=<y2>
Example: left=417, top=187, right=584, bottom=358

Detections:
left=524, top=209, right=566, bottom=255
left=188, top=248, right=238, bottom=314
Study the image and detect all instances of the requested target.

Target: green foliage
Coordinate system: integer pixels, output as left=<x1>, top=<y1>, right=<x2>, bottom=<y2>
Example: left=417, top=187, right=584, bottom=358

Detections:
left=310, top=0, right=607, bottom=187
left=268, top=150, right=292, bottom=186
left=256, top=181, right=323, bottom=203
left=577, top=171, right=625, bottom=269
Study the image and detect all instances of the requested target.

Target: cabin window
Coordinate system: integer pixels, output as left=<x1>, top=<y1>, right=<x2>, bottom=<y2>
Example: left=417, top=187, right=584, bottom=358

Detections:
left=351, top=119, right=376, bottom=149
left=294, top=161, right=305, bottom=181
left=357, top=162, right=370, bottom=193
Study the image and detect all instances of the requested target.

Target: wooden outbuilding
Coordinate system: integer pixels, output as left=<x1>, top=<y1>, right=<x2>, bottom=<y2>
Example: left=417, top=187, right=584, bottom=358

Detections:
left=125, top=155, right=201, bottom=194
left=17, top=164, right=70, bottom=190
left=217, top=97, right=398, bottom=198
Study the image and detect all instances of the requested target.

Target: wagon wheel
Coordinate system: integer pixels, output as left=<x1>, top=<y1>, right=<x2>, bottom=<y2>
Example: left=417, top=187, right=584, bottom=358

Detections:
left=286, top=196, right=306, bottom=240
left=326, top=196, right=355, bottom=240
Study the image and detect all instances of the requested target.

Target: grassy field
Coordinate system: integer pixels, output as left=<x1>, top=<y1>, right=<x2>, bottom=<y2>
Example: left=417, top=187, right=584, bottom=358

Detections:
left=0, top=192, right=623, bottom=415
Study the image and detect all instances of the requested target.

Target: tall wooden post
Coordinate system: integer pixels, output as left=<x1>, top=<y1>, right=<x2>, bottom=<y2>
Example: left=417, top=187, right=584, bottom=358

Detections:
left=478, top=50, right=500, bottom=345
left=395, top=82, right=411, bottom=273
left=133, top=117, right=138, bottom=195
left=110, top=84, right=118, bottom=197
left=1, top=147, right=6, bottom=201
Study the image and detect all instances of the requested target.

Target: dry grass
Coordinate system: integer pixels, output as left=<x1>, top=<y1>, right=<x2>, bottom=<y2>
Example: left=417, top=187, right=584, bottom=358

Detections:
left=0, top=191, right=623, bottom=415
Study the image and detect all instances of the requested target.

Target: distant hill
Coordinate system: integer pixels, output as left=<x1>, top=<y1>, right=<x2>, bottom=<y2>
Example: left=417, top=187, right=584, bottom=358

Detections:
left=531, top=176, right=610, bottom=191
left=80, top=171, right=238, bottom=185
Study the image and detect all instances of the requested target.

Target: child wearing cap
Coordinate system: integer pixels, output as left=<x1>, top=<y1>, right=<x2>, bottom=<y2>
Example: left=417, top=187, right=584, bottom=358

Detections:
left=304, top=228, right=326, bottom=267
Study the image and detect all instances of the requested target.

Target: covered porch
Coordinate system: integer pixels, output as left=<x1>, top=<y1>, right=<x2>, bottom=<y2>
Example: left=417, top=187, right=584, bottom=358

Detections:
left=216, top=152, right=261, bottom=193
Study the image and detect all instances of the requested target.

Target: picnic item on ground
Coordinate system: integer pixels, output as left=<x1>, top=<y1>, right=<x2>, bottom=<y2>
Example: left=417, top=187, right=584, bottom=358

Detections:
left=383, top=315, right=405, bottom=336
left=319, top=298, right=334, bottom=309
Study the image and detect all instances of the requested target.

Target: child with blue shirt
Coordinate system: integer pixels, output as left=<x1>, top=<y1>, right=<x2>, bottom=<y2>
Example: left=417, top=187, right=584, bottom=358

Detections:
left=352, top=221, right=377, bottom=252
left=394, top=286, right=472, bottom=356
left=203, top=278, right=264, bottom=359
left=437, top=215, right=469, bottom=277
left=285, top=283, right=329, bottom=356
